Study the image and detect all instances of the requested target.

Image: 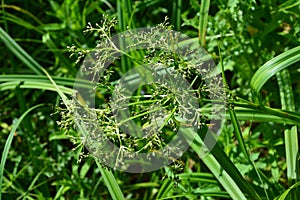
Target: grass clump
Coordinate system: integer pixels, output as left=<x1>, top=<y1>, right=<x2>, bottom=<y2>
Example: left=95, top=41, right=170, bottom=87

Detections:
left=0, top=0, right=299, bottom=199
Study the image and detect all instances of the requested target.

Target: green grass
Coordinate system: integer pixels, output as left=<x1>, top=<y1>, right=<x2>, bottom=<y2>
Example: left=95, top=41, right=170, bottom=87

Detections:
left=1, top=0, right=300, bottom=199
left=0, top=104, right=44, bottom=200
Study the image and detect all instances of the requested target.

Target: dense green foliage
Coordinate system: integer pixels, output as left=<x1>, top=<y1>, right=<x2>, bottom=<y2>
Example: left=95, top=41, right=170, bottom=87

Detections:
left=1, top=0, right=300, bottom=199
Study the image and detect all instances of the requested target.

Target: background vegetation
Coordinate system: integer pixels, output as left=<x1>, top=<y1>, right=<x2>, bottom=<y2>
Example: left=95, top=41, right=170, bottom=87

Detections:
left=1, top=0, right=300, bottom=199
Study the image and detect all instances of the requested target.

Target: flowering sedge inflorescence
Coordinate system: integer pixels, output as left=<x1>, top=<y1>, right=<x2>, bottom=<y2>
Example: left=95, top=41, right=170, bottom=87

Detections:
left=60, top=16, right=225, bottom=171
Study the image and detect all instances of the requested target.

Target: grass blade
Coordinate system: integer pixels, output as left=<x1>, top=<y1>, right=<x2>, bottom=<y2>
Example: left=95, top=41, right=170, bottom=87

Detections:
left=0, top=74, right=94, bottom=89
left=275, top=181, right=300, bottom=200
left=277, top=69, right=298, bottom=180
left=0, top=28, right=70, bottom=106
left=0, top=27, right=44, bottom=75
left=228, top=108, right=299, bottom=125
left=183, top=127, right=261, bottom=200
left=0, top=81, right=74, bottom=95
left=220, top=45, right=269, bottom=199
left=229, top=107, right=270, bottom=199
left=250, top=46, right=300, bottom=93
left=199, top=0, right=210, bottom=47
left=172, top=0, right=182, bottom=31
left=117, top=0, right=134, bottom=73
left=228, top=109, right=249, bottom=159
left=156, top=176, right=173, bottom=199
left=95, top=160, right=125, bottom=200
left=0, top=104, right=44, bottom=200
left=276, top=69, right=299, bottom=199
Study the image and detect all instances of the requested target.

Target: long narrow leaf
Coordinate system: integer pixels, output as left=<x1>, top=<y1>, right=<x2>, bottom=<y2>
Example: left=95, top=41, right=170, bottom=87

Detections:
left=277, top=69, right=298, bottom=180
left=0, top=104, right=44, bottom=200
left=250, top=46, right=300, bottom=92
left=183, top=127, right=261, bottom=200
left=0, top=27, right=44, bottom=75
left=229, top=109, right=249, bottom=159
left=172, top=0, right=182, bottom=31
left=275, top=181, right=300, bottom=200
left=156, top=176, right=173, bottom=199
left=229, top=108, right=270, bottom=199
left=0, top=81, right=74, bottom=95
left=95, top=160, right=125, bottom=200
left=199, top=0, right=210, bottom=47
left=0, top=74, right=96, bottom=89
left=0, top=28, right=70, bottom=106
left=276, top=69, right=299, bottom=199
